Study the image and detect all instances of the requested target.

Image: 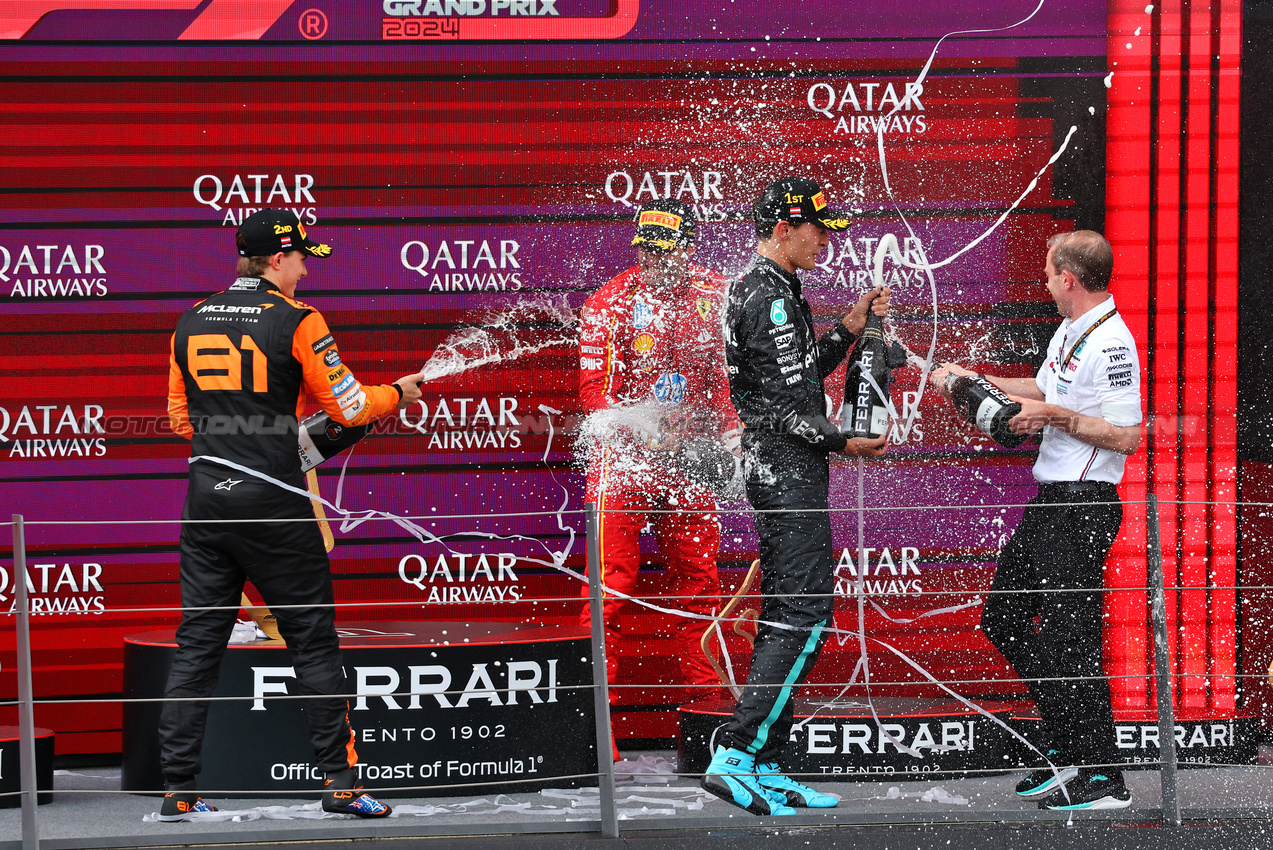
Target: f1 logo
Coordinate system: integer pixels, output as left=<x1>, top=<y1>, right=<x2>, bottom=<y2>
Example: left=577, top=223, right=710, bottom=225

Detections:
left=0, top=0, right=296, bottom=40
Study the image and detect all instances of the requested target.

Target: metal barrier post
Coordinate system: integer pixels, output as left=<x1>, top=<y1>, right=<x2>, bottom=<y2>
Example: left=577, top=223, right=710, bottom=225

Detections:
left=1145, top=495, right=1181, bottom=826
left=585, top=503, right=619, bottom=837
left=13, top=514, right=40, bottom=850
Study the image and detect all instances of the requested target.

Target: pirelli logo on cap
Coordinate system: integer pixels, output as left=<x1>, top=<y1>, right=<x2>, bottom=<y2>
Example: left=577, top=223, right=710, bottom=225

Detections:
left=638, top=210, right=683, bottom=230
left=812, top=191, right=828, bottom=211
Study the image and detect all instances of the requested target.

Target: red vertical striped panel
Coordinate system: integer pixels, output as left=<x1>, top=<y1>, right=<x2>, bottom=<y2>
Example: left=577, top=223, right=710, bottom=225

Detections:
left=1104, top=4, right=1156, bottom=712
left=1207, top=0, right=1242, bottom=712
left=1107, top=0, right=1240, bottom=717
left=1176, top=0, right=1216, bottom=712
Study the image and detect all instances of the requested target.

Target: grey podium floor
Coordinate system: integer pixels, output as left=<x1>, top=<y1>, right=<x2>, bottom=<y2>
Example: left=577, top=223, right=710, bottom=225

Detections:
left=4, top=750, right=1273, bottom=850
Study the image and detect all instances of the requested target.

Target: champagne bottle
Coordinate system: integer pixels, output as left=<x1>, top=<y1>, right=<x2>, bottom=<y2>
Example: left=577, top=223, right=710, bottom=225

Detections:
left=297, top=411, right=373, bottom=472
left=938, top=369, right=1028, bottom=448
left=843, top=305, right=892, bottom=438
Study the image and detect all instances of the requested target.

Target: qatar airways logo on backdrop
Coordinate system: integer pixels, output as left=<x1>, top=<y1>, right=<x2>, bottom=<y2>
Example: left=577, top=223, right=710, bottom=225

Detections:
left=807, top=80, right=928, bottom=136
left=400, top=238, right=523, bottom=291
left=1, top=244, right=107, bottom=299
left=603, top=170, right=729, bottom=223
left=192, top=174, right=318, bottom=227
left=1, top=404, right=106, bottom=459
left=835, top=547, right=924, bottom=597
left=0, top=562, right=106, bottom=616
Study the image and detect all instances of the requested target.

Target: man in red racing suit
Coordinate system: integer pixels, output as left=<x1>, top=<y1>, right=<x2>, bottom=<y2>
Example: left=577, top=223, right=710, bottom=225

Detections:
left=578, top=199, right=740, bottom=757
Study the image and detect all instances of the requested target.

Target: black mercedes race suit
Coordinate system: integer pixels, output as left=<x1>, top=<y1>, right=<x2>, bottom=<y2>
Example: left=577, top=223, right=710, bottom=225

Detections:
left=159, top=276, right=399, bottom=784
left=719, top=255, right=855, bottom=761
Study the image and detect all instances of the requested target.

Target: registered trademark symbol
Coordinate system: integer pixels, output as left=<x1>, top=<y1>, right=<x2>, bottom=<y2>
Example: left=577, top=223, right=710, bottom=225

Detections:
left=299, top=8, right=328, bottom=40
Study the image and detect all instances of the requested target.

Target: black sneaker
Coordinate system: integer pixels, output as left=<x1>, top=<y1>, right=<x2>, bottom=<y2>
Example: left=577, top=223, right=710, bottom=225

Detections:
left=158, top=785, right=217, bottom=822
left=1038, top=771, right=1131, bottom=810
left=1015, top=751, right=1078, bottom=798
left=321, top=768, right=392, bottom=818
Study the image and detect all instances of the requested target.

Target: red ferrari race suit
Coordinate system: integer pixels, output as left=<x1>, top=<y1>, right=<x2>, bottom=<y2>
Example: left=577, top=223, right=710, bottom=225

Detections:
left=578, top=263, right=741, bottom=706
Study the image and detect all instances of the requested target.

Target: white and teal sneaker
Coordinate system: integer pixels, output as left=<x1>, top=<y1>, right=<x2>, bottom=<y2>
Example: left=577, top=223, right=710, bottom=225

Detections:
left=755, top=762, right=838, bottom=808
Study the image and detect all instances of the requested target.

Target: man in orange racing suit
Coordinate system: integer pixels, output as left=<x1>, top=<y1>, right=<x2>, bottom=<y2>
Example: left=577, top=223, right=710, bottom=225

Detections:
left=579, top=198, right=741, bottom=759
left=160, top=209, right=425, bottom=820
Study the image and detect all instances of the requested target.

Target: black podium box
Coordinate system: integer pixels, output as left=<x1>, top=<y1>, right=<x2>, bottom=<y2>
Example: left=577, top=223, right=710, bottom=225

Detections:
left=0, top=725, right=54, bottom=807
left=122, top=621, right=597, bottom=797
left=680, top=696, right=1034, bottom=780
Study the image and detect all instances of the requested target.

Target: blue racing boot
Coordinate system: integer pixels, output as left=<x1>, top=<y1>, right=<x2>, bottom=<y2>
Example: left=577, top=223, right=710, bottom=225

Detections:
left=700, top=746, right=796, bottom=816
left=755, top=761, right=838, bottom=808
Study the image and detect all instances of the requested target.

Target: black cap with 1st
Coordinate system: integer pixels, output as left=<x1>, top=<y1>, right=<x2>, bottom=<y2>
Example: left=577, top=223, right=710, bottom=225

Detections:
left=753, top=176, right=850, bottom=232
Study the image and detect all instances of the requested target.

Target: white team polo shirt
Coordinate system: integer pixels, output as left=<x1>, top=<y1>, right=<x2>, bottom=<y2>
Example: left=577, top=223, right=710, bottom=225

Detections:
left=1032, top=295, right=1143, bottom=484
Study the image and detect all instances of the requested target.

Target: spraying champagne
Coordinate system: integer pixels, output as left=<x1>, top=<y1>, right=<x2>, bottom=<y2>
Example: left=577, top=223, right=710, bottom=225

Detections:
left=934, top=366, right=1029, bottom=448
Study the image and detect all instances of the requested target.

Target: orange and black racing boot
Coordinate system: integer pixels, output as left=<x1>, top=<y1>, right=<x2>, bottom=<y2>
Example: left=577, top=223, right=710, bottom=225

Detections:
left=158, top=779, right=218, bottom=822
left=321, top=768, right=392, bottom=818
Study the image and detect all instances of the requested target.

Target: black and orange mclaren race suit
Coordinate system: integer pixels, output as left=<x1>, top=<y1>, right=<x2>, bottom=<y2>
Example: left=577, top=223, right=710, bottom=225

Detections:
left=719, top=254, right=857, bottom=762
left=159, top=275, right=401, bottom=784
left=578, top=263, right=741, bottom=706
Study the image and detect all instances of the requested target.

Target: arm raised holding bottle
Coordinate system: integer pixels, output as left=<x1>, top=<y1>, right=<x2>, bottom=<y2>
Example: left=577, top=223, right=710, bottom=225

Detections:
left=931, top=360, right=1139, bottom=454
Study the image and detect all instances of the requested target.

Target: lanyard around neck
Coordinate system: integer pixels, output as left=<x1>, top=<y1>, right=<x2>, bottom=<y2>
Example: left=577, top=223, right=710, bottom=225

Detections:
left=1060, top=308, right=1117, bottom=372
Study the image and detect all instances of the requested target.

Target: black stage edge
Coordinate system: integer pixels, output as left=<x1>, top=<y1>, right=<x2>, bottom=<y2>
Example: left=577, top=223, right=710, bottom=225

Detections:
left=59, top=821, right=1273, bottom=850
left=121, top=621, right=597, bottom=797
left=680, top=698, right=1259, bottom=778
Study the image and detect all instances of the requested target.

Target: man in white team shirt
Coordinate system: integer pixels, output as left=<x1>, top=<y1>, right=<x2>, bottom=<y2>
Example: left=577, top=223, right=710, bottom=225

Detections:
left=934, top=230, right=1142, bottom=810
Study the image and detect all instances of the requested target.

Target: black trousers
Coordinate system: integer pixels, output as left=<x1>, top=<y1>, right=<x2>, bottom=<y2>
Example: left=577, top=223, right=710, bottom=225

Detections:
left=981, top=481, right=1123, bottom=771
left=718, top=474, right=834, bottom=762
left=158, top=465, right=357, bottom=783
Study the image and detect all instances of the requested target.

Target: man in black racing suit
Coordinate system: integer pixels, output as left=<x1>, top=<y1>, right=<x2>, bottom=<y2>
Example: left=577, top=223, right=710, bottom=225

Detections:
left=700, top=177, right=889, bottom=816
left=159, top=210, right=425, bottom=821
